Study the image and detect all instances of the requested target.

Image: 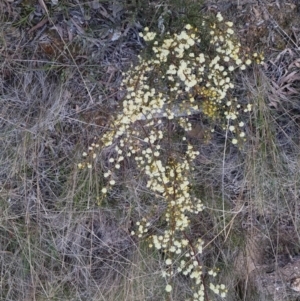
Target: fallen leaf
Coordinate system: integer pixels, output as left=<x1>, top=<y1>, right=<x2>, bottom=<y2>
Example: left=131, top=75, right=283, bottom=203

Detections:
left=279, top=71, right=300, bottom=85
left=28, top=17, right=49, bottom=34
left=278, top=84, right=298, bottom=95
left=111, top=30, right=122, bottom=41
left=289, top=58, right=300, bottom=69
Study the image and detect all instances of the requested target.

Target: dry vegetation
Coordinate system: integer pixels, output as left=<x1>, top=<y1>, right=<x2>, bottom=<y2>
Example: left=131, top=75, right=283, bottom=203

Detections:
left=1, top=0, right=300, bottom=300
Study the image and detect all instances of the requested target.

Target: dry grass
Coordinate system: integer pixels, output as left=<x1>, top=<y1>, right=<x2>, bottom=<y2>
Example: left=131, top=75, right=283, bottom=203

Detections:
left=1, top=0, right=300, bottom=300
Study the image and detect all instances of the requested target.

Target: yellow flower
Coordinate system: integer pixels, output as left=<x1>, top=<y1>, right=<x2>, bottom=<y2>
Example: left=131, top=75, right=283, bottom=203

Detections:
left=165, top=258, right=172, bottom=265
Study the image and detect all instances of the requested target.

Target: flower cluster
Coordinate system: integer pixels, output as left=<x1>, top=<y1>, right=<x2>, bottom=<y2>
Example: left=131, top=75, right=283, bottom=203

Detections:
left=112, top=12, right=262, bottom=145
left=79, top=12, right=263, bottom=300
left=209, top=283, right=227, bottom=298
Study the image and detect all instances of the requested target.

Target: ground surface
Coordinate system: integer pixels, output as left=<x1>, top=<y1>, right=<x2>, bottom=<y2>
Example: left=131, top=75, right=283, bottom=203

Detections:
left=1, top=0, right=300, bottom=300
